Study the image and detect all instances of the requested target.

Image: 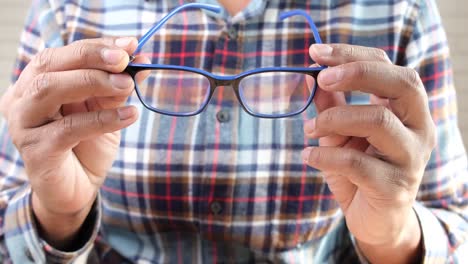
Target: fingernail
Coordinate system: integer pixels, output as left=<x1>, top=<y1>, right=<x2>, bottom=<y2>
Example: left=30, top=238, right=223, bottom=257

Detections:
left=115, top=37, right=134, bottom=48
left=319, top=68, right=344, bottom=86
left=302, top=148, right=312, bottom=163
left=118, top=106, right=135, bottom=120
left=110, top=74, right=133, bottom=89
left=102, top=48, right=125, bottom=65
left=312, top=44, right=333, bottom=57
left=304, top=118, right=316, bottom=134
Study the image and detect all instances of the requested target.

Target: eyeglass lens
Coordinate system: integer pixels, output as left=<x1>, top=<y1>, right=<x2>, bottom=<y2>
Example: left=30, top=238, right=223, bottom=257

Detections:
left=238, top=72, right=315, bottom=116
left=135, top=70, right=316, bottom=116
left=136, top=69, right=211, bottom=114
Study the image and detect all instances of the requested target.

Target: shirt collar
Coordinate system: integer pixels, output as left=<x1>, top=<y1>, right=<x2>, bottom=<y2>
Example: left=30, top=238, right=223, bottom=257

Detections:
left=195, top=0, right=268, bottom=23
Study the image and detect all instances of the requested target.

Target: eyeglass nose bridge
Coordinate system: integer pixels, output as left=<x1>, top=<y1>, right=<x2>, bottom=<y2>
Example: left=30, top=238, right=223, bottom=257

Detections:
left=212, top=78, right=236, bottom=87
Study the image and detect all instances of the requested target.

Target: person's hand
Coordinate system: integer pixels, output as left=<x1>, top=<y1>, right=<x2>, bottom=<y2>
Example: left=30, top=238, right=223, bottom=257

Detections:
left=303, top=44, right=436, bottom=263
left=0, top=37, right=144, bottom=247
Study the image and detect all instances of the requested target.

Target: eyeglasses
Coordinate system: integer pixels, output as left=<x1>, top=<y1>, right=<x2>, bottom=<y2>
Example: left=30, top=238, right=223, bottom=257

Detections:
left=125, top=3, right=327, bottom=118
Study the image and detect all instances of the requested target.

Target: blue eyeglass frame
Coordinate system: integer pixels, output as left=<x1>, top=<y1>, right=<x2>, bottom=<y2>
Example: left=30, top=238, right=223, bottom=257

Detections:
left=125, top=3, right=327, bottom=118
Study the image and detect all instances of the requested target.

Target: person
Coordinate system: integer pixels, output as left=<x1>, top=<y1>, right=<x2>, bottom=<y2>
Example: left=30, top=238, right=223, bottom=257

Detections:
left=0, top=0, right=466, bottom=263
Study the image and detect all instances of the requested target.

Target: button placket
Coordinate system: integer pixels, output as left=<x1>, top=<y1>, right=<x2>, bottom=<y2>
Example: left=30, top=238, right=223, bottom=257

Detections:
left=198, top=20, right=239, bottom=224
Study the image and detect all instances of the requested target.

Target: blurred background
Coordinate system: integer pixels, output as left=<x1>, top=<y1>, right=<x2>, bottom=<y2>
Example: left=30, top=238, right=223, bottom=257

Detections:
left=1, top=0, right=467, bottom=149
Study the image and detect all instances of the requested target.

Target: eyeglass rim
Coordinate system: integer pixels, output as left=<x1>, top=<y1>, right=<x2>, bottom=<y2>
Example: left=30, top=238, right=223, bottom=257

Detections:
left=126, top=65, right=322, bottom=118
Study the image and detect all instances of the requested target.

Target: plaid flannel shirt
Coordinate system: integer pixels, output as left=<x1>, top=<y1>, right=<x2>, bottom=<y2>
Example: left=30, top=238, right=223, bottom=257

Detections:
left=0, top=0, right=467, bottom=263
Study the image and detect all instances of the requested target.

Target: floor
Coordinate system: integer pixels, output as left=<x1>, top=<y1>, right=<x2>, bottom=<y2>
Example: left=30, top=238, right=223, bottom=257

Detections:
left=1, top=0, right=467, bottom=149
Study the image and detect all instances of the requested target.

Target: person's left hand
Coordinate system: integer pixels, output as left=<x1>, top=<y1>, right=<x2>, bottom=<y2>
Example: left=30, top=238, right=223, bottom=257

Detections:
left=303, top=44, right=436, bottom=261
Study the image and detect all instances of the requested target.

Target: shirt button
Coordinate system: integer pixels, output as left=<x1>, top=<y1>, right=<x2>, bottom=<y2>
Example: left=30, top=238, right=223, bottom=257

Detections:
left=227, top=27, right=238, bottom=39
left=25, top=248, right=34, bottom=261
left=210, top=201, right=223, bottom=215
left=216, top=110, right=230, bottom=123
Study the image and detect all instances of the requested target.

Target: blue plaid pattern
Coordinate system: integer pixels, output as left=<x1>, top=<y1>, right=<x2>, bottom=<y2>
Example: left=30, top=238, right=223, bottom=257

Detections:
left=0, top=0, right=467, bottom=263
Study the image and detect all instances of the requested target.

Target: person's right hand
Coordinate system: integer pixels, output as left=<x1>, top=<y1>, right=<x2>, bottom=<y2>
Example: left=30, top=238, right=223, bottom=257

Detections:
left=0, top=37, right=141, bottom=247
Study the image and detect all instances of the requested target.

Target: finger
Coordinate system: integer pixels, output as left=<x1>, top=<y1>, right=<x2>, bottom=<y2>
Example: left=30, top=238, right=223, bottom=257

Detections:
left=307, top=43, right=393, bottom=147
left=18, top=70, right=134, bottom=128
left=308, top=77, right=347, bottom=113
left=84, top=56, right=151, bottom=112
left=77, top=37, right=137, bottom=55
left=309, top=43, right=391, bottom=66
left=302, top=147, right=413, bottom=195
left=61, top=95, right=131, bottom=118
left=39, top=106, right=138, bottom=153
left=25, top=37, right=137, bottom=75
left=317, top=61, right=431, bottom=129
left=88, top=96, right=129, bottom=112
left=306, top=76, right=349, bottom=147
left=305, top=105, right=414, bottom=165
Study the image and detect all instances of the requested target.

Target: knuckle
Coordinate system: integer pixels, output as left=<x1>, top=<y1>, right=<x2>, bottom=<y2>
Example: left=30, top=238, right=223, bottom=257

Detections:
left=72, top=42, right=91, bottom=66
left=13, top=131, right=41, bottom=160
left=316, top=109, right=335, bottom=131
left=345, top=152, right=364, bottom=170
left=372, top=106, right=394, bottom=129
left=81, top=70, right=99, bottom=94
left=307, top=148, right=323, bottom=164
left=31, top=48, right=54, bottom=72
left=404, top=68, right=425, bottom=96
left=54, top=116, right=75, bottom=142
left=94, top=111, right=106, bottom=129
left=342, top=45, right=358, bottom=58
left=374, top=48, right=391, bottom=63
left=30, top=73, right=52, bottom=100
left=321, top=108, right=336, bottom=124
left=73, top=41, right=87, bottom=57
left=354, top=62, right=372, bottom=79
left=100, top=38, right=115, bottom=46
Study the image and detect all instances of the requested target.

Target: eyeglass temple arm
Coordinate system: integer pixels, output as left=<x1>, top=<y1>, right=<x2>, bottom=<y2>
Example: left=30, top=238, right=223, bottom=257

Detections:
left=134, top=3, right=222, bottom=55
left=134, top=6, right=321, bottom=56
left=279, top=10, right=323, bottom=44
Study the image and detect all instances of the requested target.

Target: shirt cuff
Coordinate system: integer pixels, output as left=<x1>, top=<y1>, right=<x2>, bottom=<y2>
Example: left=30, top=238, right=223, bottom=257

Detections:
left=413, top=202, right=450, bottom=262
left=348, top=229, right=369, bottom=264
left=3, top=185, right=101, bottom=263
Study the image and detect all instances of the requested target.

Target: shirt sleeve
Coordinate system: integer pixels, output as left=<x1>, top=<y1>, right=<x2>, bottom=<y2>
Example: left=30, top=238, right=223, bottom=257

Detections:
left=0, top=0, right=101, bottom=263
